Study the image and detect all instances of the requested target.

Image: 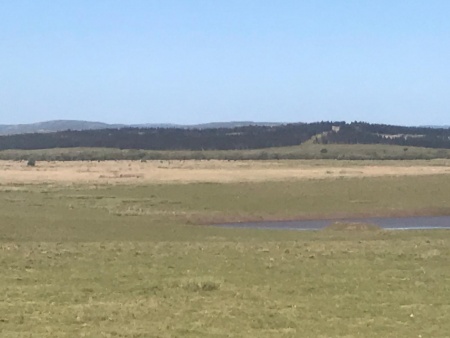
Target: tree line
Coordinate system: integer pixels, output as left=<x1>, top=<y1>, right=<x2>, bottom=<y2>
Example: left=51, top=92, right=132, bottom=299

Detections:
left=320, top=123, right=450, bottom=149
left=0, top=122, right=336, bottom=151
left=0, top=121, right=448, bottom=151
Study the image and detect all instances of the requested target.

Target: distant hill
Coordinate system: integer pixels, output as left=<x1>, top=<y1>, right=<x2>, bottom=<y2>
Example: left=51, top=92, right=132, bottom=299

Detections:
left=0, top=120, right=120, bottom=135
left=174, top=121, right=284, bottom=129
left=0, top=120, right=282, bottom=136
left=0, top=122, right=324, bottom=151
left=0, top=121, right=448, bottom=153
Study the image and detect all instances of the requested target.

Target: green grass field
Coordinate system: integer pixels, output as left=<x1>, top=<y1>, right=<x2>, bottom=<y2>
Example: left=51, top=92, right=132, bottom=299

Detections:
left=1, top=142, right=450, bottom=161
left=1, top=172, right=450, bottom=337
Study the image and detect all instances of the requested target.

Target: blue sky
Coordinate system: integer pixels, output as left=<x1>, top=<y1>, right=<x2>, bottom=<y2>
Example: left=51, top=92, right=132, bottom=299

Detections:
left=1, top=1, right=449, bottom=125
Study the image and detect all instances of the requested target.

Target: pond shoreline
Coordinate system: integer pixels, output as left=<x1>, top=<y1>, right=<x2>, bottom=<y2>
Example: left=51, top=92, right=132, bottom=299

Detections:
left=216, top=215, right=450, bottom=231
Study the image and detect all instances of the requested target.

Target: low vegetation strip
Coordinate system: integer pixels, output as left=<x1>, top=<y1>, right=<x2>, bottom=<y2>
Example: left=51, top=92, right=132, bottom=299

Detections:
left=1, top=143, right=450, bottom=161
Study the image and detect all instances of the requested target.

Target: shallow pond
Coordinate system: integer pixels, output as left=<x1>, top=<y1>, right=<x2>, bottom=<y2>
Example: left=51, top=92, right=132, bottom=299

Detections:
left=218, top=216, right=450, bottom=231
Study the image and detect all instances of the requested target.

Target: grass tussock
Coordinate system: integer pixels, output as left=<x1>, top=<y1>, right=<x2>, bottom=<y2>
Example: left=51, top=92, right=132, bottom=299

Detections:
left=181, top=278, right=222, bottom=292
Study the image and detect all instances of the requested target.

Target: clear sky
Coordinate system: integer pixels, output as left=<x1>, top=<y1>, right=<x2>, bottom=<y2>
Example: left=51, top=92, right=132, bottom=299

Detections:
left=1, top=1, right=449, bottom=126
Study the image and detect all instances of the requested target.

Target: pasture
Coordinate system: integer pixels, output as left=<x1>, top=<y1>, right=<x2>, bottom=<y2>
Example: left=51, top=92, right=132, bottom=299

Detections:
left=1, top=160, right=450, bottom=337
left=1, top=142, right=450, bottom=162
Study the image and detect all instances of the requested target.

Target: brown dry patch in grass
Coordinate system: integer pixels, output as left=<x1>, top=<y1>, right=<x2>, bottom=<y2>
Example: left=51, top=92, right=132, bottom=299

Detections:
left=0, top=159, right=449, bottom=184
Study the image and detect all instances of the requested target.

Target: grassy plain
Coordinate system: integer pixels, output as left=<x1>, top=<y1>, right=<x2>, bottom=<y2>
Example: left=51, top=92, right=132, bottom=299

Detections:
left=1, top=143, right=450, bottom=161
left=1, top=160, right=450, bottom=337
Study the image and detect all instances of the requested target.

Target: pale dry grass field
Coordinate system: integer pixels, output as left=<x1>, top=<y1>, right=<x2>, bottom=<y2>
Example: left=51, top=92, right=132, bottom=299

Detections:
left=0, top=159, right=449, bottom=184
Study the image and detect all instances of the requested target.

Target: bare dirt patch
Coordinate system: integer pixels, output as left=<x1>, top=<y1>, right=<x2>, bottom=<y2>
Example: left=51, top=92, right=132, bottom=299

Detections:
left=0, top=160, right=449, bottom=184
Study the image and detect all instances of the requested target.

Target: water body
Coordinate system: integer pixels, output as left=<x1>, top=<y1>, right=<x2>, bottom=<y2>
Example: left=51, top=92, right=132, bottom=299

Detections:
left=218, top=216, right=450, bottom=231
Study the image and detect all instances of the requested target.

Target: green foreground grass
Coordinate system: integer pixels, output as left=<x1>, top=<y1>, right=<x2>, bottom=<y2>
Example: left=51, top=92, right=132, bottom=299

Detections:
left=1, top=174, right=450, bottom=337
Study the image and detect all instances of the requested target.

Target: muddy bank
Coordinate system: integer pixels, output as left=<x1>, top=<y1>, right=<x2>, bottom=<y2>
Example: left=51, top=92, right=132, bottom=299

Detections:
left=217, top=216, right=450, bottom=231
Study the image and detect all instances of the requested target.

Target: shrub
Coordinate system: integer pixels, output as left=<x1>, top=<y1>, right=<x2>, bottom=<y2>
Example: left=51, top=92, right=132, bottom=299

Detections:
left=27, top=159, right=36, bottom=167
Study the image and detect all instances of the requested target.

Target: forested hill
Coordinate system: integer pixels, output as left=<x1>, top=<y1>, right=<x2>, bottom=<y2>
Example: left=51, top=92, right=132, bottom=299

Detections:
left=0, top=123, right=333, bottom=151
left=0, top=122, right=449, bottom=151
left=320, top=123, right=450, bottom=149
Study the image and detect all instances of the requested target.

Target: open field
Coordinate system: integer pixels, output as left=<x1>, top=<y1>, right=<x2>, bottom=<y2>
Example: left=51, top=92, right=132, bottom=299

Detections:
left=1, top=159, right=450, bottom=185
left=1, top=160, right=450, bottom=337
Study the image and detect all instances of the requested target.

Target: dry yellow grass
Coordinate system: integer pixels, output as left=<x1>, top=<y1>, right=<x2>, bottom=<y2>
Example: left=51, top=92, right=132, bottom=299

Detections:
left=0, top=159, right=449, bottom=184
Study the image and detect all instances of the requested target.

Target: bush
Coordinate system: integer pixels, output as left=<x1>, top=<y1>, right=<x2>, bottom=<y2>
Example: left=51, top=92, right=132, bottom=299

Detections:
left=27, top=159, right=36, bottom=167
